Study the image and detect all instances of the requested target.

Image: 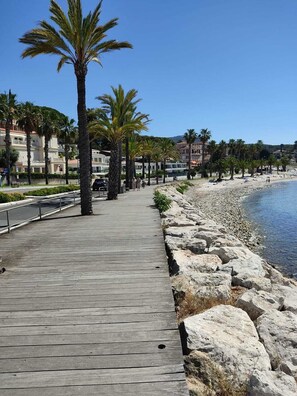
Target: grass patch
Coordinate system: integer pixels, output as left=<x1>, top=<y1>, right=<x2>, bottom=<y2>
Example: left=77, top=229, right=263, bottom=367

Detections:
left=24, top=185, right=80, bottom=197
left=153, top=190, right=172, bottom=213
left=175, top=286, right=246, bottom=323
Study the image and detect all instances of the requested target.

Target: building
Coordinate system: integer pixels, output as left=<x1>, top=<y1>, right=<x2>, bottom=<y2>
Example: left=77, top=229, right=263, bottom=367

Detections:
left=0, top=122, right=64, bottom=174
left=176, top=140, right=209, bottom=167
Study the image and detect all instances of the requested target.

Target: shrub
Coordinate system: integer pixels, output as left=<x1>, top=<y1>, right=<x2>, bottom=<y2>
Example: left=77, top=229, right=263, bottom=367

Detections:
left=24, top=185, right=79, bottom=197
left=153, top=190, right=171, bottom=213
left=0, top=192, right=26, bottom=203
left=176, top=181, right=193, bottom=194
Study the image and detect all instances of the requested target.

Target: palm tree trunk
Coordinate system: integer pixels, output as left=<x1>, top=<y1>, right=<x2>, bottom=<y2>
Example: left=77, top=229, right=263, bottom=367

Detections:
left=163, top=160, right=166, bottom=183
left=125, top=136, right=130, bottom=190
left=26, top=130, right=32, bottom=185
left=5, top=120, right=11, bottom=186
left=142, top=156, right=145, bottom=179
left=148, top=157, right=151, bottom=186
left=108, top=141, right=119, bottom=200
left=118, top=141, right=122, bottom=194
left=76, top=71, right=92, bottom=215
left=44, top=137, right=49, bottom=185
left=129, top=159, right=136, bottom=189
left=156, top=161, right=159, bottom=184
left=188, top=143, right=192, bottom=173
left=65, top=144, right=69, bottom=185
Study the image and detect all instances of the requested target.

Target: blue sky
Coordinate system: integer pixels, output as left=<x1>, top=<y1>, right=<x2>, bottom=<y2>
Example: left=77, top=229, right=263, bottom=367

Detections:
left=1, top=0, right=297, bottom=145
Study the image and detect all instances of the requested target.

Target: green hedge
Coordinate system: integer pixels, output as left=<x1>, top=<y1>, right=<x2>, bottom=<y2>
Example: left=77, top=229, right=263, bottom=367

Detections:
left=11, top=172, right=79, bottom=180
left=24, top=185, right=80, bottom=196
left=0, top=192, right=26, bottom=203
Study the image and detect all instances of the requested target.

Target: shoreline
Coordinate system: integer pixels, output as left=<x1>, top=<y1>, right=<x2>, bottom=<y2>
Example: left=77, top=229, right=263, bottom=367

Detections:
left=186, top=172, right=297, bottom=277
left=158, top=180, right=297, bottom=394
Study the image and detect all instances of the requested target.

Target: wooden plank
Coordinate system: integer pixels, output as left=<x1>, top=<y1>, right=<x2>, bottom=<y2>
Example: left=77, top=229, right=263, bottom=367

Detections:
left=0, top=340, right=182, bottom=359
left=0, top=380, right=189, bottom=396
left=0, top=365, right=185, bottom=388
left=0, top=329, right=181, bottom=347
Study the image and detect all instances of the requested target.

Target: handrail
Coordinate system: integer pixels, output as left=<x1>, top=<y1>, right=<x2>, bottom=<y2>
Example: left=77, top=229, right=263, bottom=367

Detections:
left=0, top=191, right=80, bottom=234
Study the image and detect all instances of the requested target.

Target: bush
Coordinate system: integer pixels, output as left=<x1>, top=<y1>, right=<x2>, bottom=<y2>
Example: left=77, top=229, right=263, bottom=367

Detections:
left=176, top=181, right=193, bottom=194
left=0, top=192, right=26, bottom=203
left=153, top=190, right=171, bottom=213
left=24, top=185, right=80, bottom=196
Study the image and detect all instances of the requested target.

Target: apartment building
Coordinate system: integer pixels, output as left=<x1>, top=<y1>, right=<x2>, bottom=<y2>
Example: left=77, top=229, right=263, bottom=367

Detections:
left=176, top=140, right=209, bottom=167
left=0, top=123, right=64, bottom=174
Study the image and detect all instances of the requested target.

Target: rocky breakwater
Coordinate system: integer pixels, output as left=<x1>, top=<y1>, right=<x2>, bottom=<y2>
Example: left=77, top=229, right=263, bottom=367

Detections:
left=158, top=185, right=297, bottom=396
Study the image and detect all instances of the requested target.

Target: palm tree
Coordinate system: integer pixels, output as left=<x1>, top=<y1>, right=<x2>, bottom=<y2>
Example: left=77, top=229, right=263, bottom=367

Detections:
left=207, top=139, right=217, bottom=177
left=90, top=86, right=148, bottom=200
left=267, top=154, right=275, bottom=174
left=183, top=128, right=197, bottom=174
left=198, top=128, right=212, bottom=170
left=126, top=135, right=143, bottom=186
left=225, top=156, right=238, bottom=180
left=19, top=0, right=132, bottom=215
left=59, top=116, right=77, bottom=184
left=37, top=107, right=61, bottom=185
left=17, top=102, right=40, bottom=185
left=142, top=138, right=155, bottom=186
left=159, top=138, right=179, bottom=183
left=152, top=143, right=162, bottom=185
left=0, top=91, right=18, bottom=186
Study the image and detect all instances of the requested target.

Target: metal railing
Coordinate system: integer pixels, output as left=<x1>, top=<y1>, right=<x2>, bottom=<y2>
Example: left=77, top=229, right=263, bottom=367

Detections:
left=0, top=191, right=80, bottom=234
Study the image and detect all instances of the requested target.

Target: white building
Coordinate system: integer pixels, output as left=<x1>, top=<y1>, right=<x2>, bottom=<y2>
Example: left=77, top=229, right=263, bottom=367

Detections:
left=0, top=123, right=64, bottom=174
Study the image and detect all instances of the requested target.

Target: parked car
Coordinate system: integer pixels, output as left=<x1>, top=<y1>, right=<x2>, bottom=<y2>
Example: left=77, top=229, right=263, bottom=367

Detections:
left=92, top=178, right=108, bottom=191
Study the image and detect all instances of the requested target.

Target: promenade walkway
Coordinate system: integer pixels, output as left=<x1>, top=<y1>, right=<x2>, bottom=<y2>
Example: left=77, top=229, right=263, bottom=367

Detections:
left=0, top=186, right=188, bottom=395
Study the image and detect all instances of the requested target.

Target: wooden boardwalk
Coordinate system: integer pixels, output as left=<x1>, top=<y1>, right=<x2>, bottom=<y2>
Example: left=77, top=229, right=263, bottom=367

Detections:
left=0, top=187, right=188, bottom=395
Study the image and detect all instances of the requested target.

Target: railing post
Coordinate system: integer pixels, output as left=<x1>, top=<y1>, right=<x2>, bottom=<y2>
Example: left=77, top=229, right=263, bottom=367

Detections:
left=6, top=210, right=10, bottom=233
left=39, top=201, right=42, bottom=220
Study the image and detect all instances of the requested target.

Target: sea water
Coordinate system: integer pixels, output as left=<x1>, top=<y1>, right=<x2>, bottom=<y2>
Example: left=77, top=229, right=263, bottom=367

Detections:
left=244, top=180, right=297, bottom=279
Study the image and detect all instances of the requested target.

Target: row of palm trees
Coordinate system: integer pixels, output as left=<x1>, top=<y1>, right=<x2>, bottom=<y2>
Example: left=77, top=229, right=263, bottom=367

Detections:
left=183, top=128, right=212, bottom=176
left=0, top=92, right=77, bottom=186
left=201, top=138, right=291, bottom=180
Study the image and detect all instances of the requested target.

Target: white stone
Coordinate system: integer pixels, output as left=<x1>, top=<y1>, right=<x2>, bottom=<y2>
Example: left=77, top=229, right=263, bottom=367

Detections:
left=183, top=305, right=271, bottom=387
left=236, top=289, right=283, bottom=321
left=171, top=250, right=222, bottom=275
left=271, top=284, right=297, bottom=315
left=248, top=369, right=297, bottom=396
left=189, top=272, right=232, bottom=301
left=256, top=310, right=297, bottom=377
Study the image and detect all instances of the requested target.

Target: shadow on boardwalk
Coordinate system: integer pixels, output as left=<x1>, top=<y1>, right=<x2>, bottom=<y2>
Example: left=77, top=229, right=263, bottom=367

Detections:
left=0, top=186, right=188, bottom=395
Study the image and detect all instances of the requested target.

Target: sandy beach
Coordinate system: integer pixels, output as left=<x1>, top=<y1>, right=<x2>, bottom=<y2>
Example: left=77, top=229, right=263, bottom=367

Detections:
left=186, top=170, right=297, bottom=254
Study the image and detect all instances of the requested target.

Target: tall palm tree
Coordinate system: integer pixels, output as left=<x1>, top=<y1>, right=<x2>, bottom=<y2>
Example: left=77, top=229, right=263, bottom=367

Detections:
left=159, top=138, right=179, bottom=183
left=17, top=102, right=40, bottom=185
left=126, top=135, right=143, bottom=187
left=207, top=139, right=217, bottom=177
left=142, top=138, right=155, bottom=186
left=183, top=128, right=197, bottom=174
left=37, top=107, right=61, bottom=185
left=198, top=128, right=211, bottom=176
left=19, top=0, right=132, bottom=215
left=152, top=143, right=162, bottom=185
left=59, top=116, right=77, bottom=184
left=0, top=91, right=18, bottom=186
left=90, top=86, right=148, bottom=200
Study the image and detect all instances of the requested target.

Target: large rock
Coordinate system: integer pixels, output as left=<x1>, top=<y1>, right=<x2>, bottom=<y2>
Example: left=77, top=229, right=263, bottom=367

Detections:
left=271, top=284, right=297, bottom=314
left=236, top=289, right=283, bottom=321
left=183, top=305, right=271, bottom=387
left=171, top=249, right=222, bottom=275
left=165, top=234, right=207, bottom=254
left=189, top=272, right=232, bottom=301
left=208, top=246, right=260, bottom=263
left=248, top=369, right=297, bottom=396
left=185, top=351, right=242, bottom=395
left=256, top=310, right=297, bottom=377
left=221, top=255, right=268, bottom=289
